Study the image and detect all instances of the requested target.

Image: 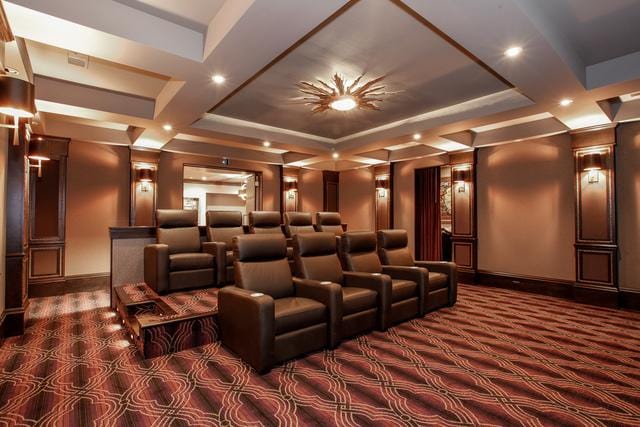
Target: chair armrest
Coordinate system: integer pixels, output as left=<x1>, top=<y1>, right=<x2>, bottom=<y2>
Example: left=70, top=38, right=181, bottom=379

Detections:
left=382, top=265, right=427, bottom=315
left=203, top=241, right=227, bottom=285
left=414, top=261, right=457, bottom=306
left=293, top=277, right=342, bottom=348
left=343, top=271, right=392, bottom=330
left=144, top=244, right=169, bottom=294
left=218, top=286, right=275, bottom=373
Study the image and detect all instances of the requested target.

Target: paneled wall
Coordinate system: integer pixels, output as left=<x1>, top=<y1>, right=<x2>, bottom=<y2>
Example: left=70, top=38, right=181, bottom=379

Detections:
left=617, top=122, right=640, bottom=291
left=476, top=135, right=575, bottom=280
left=339, top=167, right=375, bottom=231
left=299, top=169, right=323, bottom=214
left=66, top=141, right=130, bottom=276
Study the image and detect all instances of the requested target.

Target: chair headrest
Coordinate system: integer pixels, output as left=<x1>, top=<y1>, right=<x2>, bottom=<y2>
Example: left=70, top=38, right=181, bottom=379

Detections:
left=206, top=210, right=242, bottom=227
left=294, top=232, right=336, bottom=257
left=377, top=229, right=408, bottom=250
left=249, top=211, right=281, bottom=227
left=156, top=209, right=197, bottom=228
left=316, top=211, right=342, bottom=226
left=285, top=211, right=312, bottom=226
left=234, top=234, right=287, bottom=261
left=342, top=231, right=376, bottom=254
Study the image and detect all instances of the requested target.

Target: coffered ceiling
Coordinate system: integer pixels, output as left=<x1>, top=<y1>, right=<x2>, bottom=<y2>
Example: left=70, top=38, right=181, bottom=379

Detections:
left=3, top=0, right=640, bottom=170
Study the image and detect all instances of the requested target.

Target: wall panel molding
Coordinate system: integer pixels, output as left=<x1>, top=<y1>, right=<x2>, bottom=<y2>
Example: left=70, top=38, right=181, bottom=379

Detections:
left=450, top=151, right=476, bottom=275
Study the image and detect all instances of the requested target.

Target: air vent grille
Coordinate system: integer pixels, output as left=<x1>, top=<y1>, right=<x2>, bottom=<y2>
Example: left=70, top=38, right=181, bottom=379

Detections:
left=67, top=51, right=89, bottom=68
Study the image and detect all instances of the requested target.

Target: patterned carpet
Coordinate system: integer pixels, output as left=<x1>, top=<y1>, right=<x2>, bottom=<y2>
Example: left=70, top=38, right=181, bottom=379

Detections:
left=1, top=284, right=640, bottom=426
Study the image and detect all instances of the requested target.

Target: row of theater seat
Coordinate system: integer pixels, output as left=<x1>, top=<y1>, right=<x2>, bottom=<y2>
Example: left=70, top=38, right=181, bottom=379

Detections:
left=218, top=230, right=457, bottom=373
left=144, top=210, right=344, bottom=293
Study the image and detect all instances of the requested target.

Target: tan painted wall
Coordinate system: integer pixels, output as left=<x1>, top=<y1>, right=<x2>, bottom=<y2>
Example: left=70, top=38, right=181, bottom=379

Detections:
left=616, top=122, right=640, bottom=290
left=0, top=130, right=7, bottom=314
left=298, top=169, right=323, bottom=215
left=157, top=152, right=280, bottom=211
left=393, top=155, right=449, bottom=256
left=476, top=135, right=575, bottom=280
left=339, top=167, right=375, bottom=231
left=65, top=141, right=130, bottom=275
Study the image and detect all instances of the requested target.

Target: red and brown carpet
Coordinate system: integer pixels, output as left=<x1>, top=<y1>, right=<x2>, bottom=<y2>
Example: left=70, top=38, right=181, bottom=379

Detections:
left=1, top=284, right=639, bottom=426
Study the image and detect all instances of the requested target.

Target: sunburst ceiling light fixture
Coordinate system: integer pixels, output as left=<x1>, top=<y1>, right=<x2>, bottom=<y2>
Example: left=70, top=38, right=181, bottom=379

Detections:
left=295, top=73, right=394, bottom=113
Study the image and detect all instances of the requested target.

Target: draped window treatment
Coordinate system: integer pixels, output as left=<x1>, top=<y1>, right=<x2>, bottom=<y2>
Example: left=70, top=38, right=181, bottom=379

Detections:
left=415, top=167, right=441, bottom=261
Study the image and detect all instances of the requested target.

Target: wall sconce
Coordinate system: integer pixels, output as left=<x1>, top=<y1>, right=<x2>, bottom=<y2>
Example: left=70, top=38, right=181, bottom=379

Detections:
left=452, top=167, right=470, bottom=192
left=375, top=177, right=389, bottom=198
left=28, top=137, right=50, bottom=178
left=582, top=152, right=604, bottom=184
left=136, top=168, right=154, bottom=192
left=0, top=76, right=36, bottom=145
left=284, top=180, right=298, bottom=199
left=238, top=182, right=248, bottom=200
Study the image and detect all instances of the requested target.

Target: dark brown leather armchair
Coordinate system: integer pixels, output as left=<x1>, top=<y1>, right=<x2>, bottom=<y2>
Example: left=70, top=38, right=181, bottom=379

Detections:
left=144, top=209, right=216, bottom=294
left=206, top=211, right=244, bottom=285
left=378, top=229, right=457, bottom=311
left=249, top=210, right=294, bottom=266
left=294, top=232, right=382, bottom=337
left=218, top=234, right=341, bottom=373
left=284, top=212, right=315, bottom=238
left=340, top=231, right=424, bottom=327
left=315, top=212, right=344, bottom=235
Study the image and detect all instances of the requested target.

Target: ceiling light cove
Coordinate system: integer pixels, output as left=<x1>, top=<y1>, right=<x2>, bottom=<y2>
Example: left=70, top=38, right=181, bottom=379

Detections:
left=212, top=75, right=225, bottom=84
left=296, top=73, right=395, bottom=113
left=504, top=46, right=523, bottom=57
left=559, top=98, right=574, bottom=107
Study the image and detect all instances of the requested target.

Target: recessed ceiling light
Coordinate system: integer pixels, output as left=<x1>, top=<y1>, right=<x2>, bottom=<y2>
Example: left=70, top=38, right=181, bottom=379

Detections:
left=211, top=74, right=225, bottom=84
left=201, top=177, right=207, bottom=181
left=3, top=66, right=19, bottom=75
left=37, top=137, right=43, bottom=141
left=262, top=141, right=271, bottom=147
left=413, top=133, right=421, bottom=140
left=329, top=95, right=357, bottom=111
left=162, top=124, right=172, bottom=131
left=332, top=152, right=339, bottom=159
left=559, top=98, right=573, bottom=107
left=504, top=46, right=523, bottom=58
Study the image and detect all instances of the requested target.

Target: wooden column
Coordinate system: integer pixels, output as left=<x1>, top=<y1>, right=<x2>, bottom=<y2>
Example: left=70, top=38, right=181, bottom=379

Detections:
left=571, top=126, right=618, bottom=306
left=450, top=151, right=477, bottom=283
left=130, top=149, right=159, bottom=227
left=4, top=121, right=29, bottom=336
left=322, top=170, right=339, bottom=212
left=282, top=167, right=300, bottom=214
left=374, top=164, right=391, bottom=230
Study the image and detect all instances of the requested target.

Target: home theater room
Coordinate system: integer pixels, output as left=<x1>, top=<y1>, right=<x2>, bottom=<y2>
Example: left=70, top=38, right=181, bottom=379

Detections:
left=0, top=0, right=640, bottom=425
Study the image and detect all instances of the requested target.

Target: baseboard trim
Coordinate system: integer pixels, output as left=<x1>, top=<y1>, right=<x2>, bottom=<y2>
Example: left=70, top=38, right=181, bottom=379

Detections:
left=29, top=273, right=110, bottom=298
left=573, top=283, right=618, bottom=308
left=3, top=307, right=26, bottom=337
left=474, top=270, right=574, bottom=299
left=620, top=288, right=640, bottom=311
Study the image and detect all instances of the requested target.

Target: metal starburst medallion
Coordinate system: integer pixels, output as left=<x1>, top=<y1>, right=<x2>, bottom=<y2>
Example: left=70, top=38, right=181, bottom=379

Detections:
left=294, top=73, right=394, bottom=113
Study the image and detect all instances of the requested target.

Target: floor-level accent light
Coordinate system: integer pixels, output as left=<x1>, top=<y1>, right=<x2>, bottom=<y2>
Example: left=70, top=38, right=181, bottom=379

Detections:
left=452, top=167, right=470, bottom=192
left=582, top=152, right=604, bottom=184
left=0, top=76, right=36, bottom=145
left=28, top=137, right=50, bottom=178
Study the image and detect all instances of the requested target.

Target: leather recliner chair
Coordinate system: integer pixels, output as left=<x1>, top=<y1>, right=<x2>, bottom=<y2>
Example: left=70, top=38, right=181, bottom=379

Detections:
left=144, top=209, right=216, bottom=294
left=218, top=234, right=341, bottom=373
left=284, top=212, right=315, bottom=238
left=249, top=210, right=294, bottom=266
left=377, top=229, right=457, bottom=311
left=340, top=231, right=426, bottom=327
left=315, top=212, right=344, bottom=235
left=206, top=211, right=245, bottom=285
left=294, top=232, right=382, bottom=338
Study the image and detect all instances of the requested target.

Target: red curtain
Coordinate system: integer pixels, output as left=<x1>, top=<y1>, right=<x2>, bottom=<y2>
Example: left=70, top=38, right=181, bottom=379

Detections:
left=415, top=167, right=441, bottom=261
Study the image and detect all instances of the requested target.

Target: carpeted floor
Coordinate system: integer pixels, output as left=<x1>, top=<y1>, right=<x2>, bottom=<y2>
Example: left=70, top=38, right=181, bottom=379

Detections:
left=1, top=284, right=639, bottom=426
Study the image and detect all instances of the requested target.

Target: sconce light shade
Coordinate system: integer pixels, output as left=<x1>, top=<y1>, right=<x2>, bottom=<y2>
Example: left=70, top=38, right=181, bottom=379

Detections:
left=137, top=168, right=153, bottom=182
left=582, top=152, right=604, bottom=171
left=28, top=137, right=50, bottom=161
left=375, top=178, right=389, bottom=190
left=452, top=168, right=470, bottom=183
left=284, top=180, right=298, bottom=192
left=0, top=75, right=36, bottom=118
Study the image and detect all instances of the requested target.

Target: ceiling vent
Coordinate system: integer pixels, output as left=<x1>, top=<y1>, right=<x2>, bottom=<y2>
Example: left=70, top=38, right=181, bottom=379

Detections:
left=67, top=51, right=89, bottom=68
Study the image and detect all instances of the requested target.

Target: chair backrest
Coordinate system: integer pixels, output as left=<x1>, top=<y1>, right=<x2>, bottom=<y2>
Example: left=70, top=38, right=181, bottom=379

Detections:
left=340, top=231, right=383, bottom=273
left=284, top=212, right=315, bottom=237
left=156, top=209, right=200, bottom=255
left=315, top=212, right=344, bottom=236
left=294, top=232, right=343, bottom=284
left=206, top=211, right=244, bottom=246
left=249, top=211, right=283, bottom=234
left=377, top=229, right=414, bottom=266
left=233, top=234, right=293, bottom=299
